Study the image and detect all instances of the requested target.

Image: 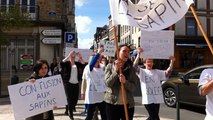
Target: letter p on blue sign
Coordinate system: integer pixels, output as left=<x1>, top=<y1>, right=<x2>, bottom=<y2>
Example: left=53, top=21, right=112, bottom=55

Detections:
left=65, top=32, right=75, bottom=43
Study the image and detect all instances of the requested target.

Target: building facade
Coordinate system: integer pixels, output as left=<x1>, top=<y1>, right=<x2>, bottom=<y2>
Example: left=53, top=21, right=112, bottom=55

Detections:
left=0, top=0, right=76, bottom=96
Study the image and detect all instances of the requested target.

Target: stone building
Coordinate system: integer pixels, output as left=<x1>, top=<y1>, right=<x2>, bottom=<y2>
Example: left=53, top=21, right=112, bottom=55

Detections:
left=0, top=0, right=76, bottom=96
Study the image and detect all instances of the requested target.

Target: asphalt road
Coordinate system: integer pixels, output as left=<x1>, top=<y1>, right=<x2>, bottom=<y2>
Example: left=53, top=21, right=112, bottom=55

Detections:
left=135, top=101, right=206, bottom=120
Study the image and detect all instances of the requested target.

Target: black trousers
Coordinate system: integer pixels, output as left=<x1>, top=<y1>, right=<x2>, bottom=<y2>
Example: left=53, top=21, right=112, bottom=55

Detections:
left=105, top=103, right=134, bottom=120
left=144, top=103, right=160, bottom=120
left=85, top=102, right=107, bottom=120
left=64, top=83, right=79, bottom=118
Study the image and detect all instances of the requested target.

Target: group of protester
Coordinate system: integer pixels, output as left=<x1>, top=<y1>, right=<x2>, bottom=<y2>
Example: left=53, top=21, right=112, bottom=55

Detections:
left=24, top=43, right=213, bottom=120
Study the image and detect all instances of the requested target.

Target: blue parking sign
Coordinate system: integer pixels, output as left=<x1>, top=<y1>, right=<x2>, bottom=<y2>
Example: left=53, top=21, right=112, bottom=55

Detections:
left=65, top=32, right=75, bottom=43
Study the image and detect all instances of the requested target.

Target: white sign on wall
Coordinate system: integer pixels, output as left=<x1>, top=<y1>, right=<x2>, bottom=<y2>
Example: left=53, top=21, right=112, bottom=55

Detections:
left=8, top=75, right=67, bottom=120
left=65, top=47, right=93, bottom=62
left=140, top=30, right=174, bottom=59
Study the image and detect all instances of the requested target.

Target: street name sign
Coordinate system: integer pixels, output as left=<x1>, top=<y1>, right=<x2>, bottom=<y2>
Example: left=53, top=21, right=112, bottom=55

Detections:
left=42, top=29, right=62, bottom=36
left=42, top=38, right=62, bottom=44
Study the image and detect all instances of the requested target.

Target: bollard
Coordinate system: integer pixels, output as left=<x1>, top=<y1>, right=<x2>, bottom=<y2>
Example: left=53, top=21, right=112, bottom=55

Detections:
left=176, top=84, right=180, bottom=120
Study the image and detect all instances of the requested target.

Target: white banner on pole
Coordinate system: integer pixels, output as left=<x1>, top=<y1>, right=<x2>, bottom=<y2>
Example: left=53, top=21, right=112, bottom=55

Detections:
left=65, top=47, right=93, bottom=62
left=8, top=75, right=67, bottom=120
left=109, top=0, right=194, bottom=31
left=140, top=30, right=174, bottom=59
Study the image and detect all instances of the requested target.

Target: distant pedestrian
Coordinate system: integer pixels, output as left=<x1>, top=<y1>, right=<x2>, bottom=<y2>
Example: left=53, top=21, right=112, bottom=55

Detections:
left=133, top=47, right=175, bottom=120
left=198, top=68, right=213, bottom=120
left=50, top=57, right=58, bottom=75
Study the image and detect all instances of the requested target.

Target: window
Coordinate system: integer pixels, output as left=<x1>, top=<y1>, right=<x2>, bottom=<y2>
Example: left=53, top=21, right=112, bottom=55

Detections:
left=180, top=50, right=204, bottom=69
left=20, top=0, right=36, bottom=20
left=186, top=18, right=197, bottom=36
left=0, top=0, right=15, bottom=11
left=185, top=68, right=206, bottom=79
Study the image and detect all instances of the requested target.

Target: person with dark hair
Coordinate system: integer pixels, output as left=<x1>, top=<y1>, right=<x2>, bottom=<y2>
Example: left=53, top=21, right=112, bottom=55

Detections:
left=134, top=47, right=175, bottom=120
left=26, top=59, right=54, bottom=120
left=60, top=50, right=86, bottom=120
left=104, top=44, right=139, bottom=120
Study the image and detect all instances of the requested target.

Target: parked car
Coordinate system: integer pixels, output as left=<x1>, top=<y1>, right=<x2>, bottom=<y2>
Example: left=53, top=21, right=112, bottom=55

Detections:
left=162, top=64, right=213, bottom=108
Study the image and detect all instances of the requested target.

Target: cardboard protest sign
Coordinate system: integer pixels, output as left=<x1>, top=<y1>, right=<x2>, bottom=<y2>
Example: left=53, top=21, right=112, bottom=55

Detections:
left=65, top=47, right=93, bottom=62
left=8, top=75, right=67, bottom=120
left=100, top=40, right=116, bottom=57
left=140, top=30, right=174, bottom=59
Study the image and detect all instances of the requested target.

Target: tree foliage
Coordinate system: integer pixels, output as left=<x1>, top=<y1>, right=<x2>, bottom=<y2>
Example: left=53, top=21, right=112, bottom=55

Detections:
left=0, top=4, right=31, bottom=45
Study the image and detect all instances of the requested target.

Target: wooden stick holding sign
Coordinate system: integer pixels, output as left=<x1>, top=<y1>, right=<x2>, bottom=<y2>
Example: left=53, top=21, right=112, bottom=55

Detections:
left=190, top=5, right=213, bottom=55
left=113, top=25, right=129, bottom=120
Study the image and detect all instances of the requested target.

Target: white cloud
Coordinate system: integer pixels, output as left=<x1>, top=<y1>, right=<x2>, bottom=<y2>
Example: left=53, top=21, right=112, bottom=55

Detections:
left=75, top=16, right=92, bottom=34
left=78, top=38, right=93, bottom=49
left=76, top=0, right=87, bottom=7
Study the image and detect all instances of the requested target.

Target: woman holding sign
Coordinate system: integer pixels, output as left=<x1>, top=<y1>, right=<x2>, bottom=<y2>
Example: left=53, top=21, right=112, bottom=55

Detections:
left=104, top=44, right=138, bottom=120
left=133, top=47, right=175, bottom=120
left=26, top=59, right=54, bottom=120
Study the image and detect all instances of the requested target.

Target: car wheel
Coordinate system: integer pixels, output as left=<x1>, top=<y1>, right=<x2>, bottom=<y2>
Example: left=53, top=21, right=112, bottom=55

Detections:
left=163, top=87, right=176, bottom=107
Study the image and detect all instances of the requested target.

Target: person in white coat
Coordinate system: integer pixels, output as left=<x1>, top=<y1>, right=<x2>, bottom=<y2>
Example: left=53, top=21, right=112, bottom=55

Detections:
left=84, top=47, right=107, bottom=120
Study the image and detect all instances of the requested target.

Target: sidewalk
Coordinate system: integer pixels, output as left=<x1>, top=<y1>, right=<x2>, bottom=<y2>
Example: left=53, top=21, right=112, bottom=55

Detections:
left=0, top=97, right=172, bottom=120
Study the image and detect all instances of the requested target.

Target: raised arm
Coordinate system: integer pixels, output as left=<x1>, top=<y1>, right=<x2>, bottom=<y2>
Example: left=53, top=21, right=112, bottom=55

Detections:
left=89, top=47, right=104, bottom=71
left=165, top=56, right=176, bottom=77
left=62, top=50, right=74, bottom=62
left=133, top=47, right=143, bottom=65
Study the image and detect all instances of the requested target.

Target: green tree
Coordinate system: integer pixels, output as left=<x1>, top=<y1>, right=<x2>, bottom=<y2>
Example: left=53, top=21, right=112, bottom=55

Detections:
left=0, top=4, right=31, bottom=44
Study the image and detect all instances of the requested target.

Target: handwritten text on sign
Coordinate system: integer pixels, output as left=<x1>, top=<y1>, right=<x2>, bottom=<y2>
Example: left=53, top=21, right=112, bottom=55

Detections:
left=8, top=75, right=67, bottom=120
left=110, top=0, right=193, bottom=31
left=140, top=30, right=174, bottom=59
left=100, top=41, right=116, bottom=57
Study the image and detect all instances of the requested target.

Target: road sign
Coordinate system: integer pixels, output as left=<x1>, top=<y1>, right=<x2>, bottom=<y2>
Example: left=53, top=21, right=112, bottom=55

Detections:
left=41, top=29, right=62, bottom=36
left=20, top=59, right=33, bottom=65
left=64, top=32, right=75, bottom=43
left=41, top=38, right=62, bottom=44
left=20, top=54, right=33, bottom=69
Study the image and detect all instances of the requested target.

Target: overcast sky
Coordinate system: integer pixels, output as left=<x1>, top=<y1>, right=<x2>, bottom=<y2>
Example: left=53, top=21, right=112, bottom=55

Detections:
left=75, top=0, right=110, bottom=49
